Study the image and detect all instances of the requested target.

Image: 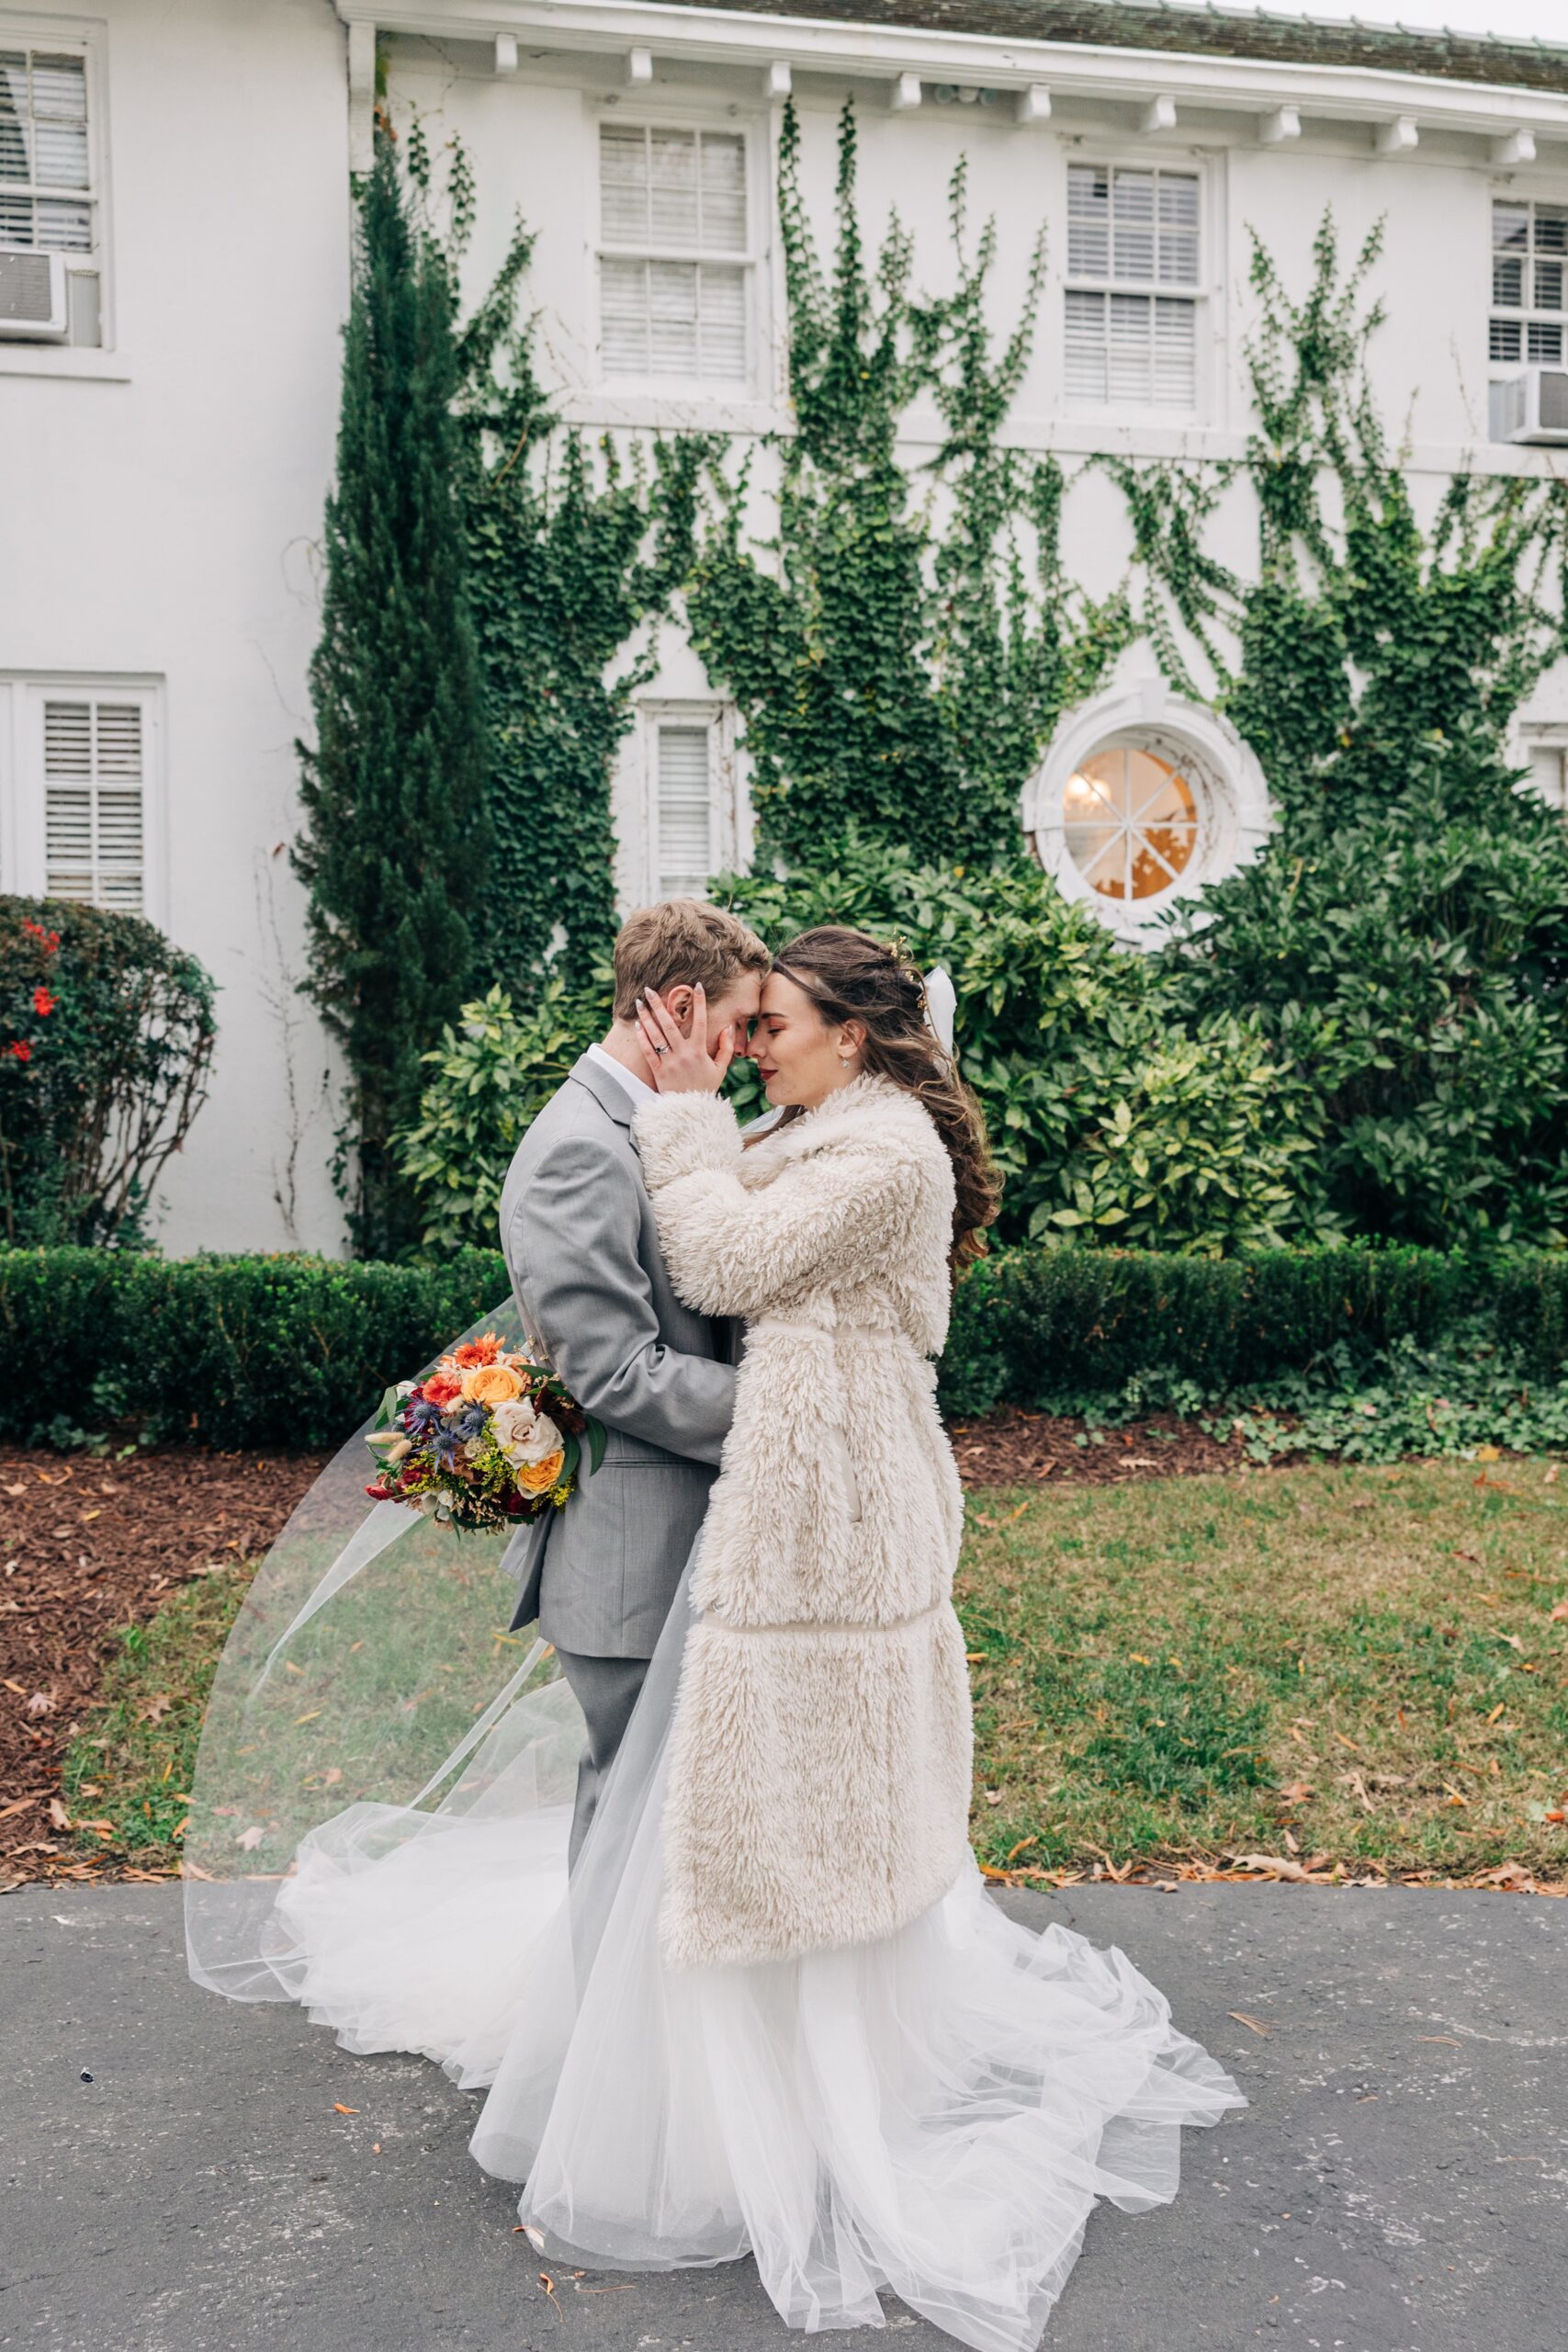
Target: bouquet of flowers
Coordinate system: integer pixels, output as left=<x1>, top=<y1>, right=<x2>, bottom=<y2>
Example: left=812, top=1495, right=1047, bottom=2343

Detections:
left=363, top=1331, right=605, bottom=1532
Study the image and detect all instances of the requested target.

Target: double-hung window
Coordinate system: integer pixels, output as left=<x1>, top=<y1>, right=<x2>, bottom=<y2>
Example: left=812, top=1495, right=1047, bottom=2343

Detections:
left=1, top=681, right=157, bottom=914
left=1490, top=199, right=1567, bottom=368
left=641, top=707, right=739, bottom=901
left=598, top=124, right=749, bottom=385
left=1064, top=163, right=1200, bottom=412
left=0, top=42, right=101, bottom=345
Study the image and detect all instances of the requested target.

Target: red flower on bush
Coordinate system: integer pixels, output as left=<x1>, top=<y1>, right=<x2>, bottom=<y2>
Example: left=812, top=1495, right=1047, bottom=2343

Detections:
left=31, top=986, right=55, bottom=1017
left=21, top=918, right=60, bottom=956
left=9, top=1040, right=32, bottom=1062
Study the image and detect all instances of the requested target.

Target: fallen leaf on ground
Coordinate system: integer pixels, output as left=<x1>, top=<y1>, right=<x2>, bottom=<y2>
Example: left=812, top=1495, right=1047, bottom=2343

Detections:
left=1228, top=2012, right=1276, bottom=2037
left=333, top=2102, right=359, bottom=2115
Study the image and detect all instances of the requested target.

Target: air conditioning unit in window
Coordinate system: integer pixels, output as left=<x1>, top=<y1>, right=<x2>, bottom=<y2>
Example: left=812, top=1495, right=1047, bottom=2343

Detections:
left=0, top=248, right=68, bottom=342
left=1498, top=366, right=1568, bottom=445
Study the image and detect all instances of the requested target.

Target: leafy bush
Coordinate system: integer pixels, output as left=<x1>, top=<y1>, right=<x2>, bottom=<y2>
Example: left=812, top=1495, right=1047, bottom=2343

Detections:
left=0, top=897, right=216, bottom=1249
left=0, top=1246, right=509, bottom=1449
left=719, top=830, right=1325, bottom=1253
left=393, top=975, right=608, bottom=1253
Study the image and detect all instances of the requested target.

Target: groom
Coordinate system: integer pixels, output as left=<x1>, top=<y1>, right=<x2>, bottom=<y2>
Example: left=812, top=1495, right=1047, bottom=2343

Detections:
left=499, top=899, right=771, bottom=1864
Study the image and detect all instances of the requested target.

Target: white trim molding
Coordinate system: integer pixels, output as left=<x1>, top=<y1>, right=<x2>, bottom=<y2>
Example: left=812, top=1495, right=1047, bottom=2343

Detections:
left=336, top=0, right=1568, bottom=157
left=1023, top=677, right=1272, bottom=946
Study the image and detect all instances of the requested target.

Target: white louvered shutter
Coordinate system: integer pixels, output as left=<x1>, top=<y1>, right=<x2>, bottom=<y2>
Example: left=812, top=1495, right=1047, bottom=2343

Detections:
left=655, top=725, right=716, bottom=899
left=599, top=125, right=748, bottom=384
left=43, top=696, right=144, bottom=910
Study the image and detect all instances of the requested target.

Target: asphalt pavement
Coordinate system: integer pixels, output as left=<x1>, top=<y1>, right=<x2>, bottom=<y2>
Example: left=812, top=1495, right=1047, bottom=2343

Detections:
left=3, top=1883, right=1562, bottom=2352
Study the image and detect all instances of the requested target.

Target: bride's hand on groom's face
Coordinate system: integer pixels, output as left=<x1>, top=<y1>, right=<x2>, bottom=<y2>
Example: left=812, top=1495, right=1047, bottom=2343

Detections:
left=636, top=985, right=734, bottom=1094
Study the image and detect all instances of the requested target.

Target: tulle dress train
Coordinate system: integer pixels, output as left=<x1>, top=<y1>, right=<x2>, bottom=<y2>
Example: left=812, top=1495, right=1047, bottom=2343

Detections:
left=254, top=1548, right=1245, bottom=2351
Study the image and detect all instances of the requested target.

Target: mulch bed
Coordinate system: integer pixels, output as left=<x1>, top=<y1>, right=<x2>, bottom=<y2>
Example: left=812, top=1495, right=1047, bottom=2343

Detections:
left=948, top=1406, right=1269, bottom=1487
left=0, top=1447, right=329, bottom=1883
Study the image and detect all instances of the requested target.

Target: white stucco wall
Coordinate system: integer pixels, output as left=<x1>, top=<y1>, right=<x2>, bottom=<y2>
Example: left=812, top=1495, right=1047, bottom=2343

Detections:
left=0, top=0, right=350, bottom=1254
left=4, top=4, right=1566, bottom=1255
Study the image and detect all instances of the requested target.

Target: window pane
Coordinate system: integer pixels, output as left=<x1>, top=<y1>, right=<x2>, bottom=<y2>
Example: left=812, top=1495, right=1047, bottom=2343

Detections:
left=1066, top=164, right=1109, bottom=277
left=657, top=725, right=714, bottom=896
left=33, top=115, right=86, bottom=187
left=1153, top=299, right=1196, bottom=406
left=1527, top=319, right=1562, bottom=364
left=1494, top=254, right=1524, bottom=308
left=697, top=264, right=745, bottom=379
left=1111, top=169, right=1155, bottom=282
left=1108, top=293, right=1151, bottom=403
left=600, top=125, right=649, bottom=245
left=1491, top=316, right=1522, bottom=363
left=698, top=133, right=746, bottom=253
left=649, top=129, right=698, bottom=250
left=1536, top=259, right=1563, bottom=312
left=30, top=55, right=85, bottom=119
left=0, top=52, right=27, bottom=114
left=42, top=698, right=144, bottom=912
left=1536, top=207, right=1568, bottom=256
left=35, top=194, right=90, bottom=251
left=600, top=256, right=649, bottom=376
left=648, top=259, right=698, bottom=374
left=1064, top=288, right=1106, bottom=401
left=1494, top=203, right=1529, bottom=252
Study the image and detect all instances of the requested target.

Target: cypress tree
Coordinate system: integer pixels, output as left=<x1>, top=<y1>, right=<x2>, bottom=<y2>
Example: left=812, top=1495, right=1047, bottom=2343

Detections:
left=294, top=129, right=490, bottom=1260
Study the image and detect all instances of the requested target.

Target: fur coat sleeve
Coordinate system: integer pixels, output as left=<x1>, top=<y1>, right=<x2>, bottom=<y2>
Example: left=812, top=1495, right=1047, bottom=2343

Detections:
left=632, top=1089, right=931, bottom=1325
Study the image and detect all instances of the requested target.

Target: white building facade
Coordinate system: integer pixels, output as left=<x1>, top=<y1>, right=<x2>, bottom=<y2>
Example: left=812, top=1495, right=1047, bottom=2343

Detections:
left=3, top=0, right=1567, bottom=1253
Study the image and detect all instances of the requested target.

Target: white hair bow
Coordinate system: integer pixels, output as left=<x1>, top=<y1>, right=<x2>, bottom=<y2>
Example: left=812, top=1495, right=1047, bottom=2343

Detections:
left=923, top=967, right=957, bottom=1055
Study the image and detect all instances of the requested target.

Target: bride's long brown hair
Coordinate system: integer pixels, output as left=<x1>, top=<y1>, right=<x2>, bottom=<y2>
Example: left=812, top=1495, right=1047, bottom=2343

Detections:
left=765, top=926, right=1001, bottom=1281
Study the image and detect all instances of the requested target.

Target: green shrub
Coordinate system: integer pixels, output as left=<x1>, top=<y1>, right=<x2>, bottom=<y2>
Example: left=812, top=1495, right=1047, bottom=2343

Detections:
left=0, top=896, right=216, bottom=1249
left=719, top=830, right=1327, bottom=1253
left=0, top=1247, right=508, bottom=1449
left=393, top=976, right=609, bottom=1253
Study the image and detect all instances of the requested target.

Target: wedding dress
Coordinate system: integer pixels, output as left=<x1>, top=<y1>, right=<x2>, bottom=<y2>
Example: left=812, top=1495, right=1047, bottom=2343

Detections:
left=186, top=1353, right=1245, bottom=2352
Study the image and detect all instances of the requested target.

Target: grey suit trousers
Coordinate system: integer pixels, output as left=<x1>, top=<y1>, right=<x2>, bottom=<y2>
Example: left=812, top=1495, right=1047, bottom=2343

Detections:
left=554, top=1646, right=650, bottom=1869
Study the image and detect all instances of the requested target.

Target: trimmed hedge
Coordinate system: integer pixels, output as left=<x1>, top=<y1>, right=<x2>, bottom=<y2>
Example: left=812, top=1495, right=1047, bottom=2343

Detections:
left=939, top=1245, right=1568, bottom=1418
left=2, top=1242, right=1564, bottom=1449
left=0, top=1247, right=511, bottom=1450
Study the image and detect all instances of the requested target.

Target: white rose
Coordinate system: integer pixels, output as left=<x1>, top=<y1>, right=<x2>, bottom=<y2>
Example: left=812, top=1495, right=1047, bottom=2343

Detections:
left=490, top=1396, right=563, bottom=1468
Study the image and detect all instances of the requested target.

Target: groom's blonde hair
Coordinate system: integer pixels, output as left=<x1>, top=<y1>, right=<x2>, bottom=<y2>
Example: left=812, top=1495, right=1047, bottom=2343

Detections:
left=612, top=899, right=771, bottom=1021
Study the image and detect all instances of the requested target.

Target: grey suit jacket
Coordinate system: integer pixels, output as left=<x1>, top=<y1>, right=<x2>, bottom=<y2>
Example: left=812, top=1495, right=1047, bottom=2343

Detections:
left=499, top=1052, right=737, bottom=1657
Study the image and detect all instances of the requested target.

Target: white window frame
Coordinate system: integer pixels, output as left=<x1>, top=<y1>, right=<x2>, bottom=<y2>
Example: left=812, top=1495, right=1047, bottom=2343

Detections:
left=592, top=106, right=767, bottom=397
left=1059, top=153, right=1208, bottom=422
left=1488, top=182, right=1568, bottom=444
left=1023, top=680, right=1270, bottom=947
left=0, top=673, right=164, bottom=923
left=0, top=14, right=112, bottom=349
left=1516, top=721, right=1568, bottom=816
left=637, top=700, right=743, bottom=905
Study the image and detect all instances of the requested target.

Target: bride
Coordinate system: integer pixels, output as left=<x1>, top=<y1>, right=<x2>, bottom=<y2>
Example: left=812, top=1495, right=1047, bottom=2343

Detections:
left=186, top=925, right=1243, bottom=2351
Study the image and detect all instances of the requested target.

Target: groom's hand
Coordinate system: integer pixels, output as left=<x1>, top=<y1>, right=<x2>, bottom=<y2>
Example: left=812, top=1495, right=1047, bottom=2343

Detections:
left=636, top=985, right=734, bottom=1094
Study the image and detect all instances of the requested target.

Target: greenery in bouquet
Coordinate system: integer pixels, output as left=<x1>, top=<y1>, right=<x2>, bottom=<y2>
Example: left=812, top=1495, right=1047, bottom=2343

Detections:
left=364, top=1329, right=605, bottom=1531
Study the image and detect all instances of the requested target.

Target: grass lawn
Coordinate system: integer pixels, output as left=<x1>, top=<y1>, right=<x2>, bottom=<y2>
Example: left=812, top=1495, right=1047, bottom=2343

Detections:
left=63, top=1455, right=1568, bottom=1887
left=959, top=1457, right=1568, bottom=1884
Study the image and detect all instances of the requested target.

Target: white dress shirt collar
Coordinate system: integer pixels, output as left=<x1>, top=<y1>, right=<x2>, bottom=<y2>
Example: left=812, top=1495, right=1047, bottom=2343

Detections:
left=587, top=1039, right=658, bottom=1108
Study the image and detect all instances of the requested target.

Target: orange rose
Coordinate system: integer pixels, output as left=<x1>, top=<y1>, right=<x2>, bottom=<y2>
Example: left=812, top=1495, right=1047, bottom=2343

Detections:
left=515, top=1449, right=565, bottom=1495
left=461, top=1362, right=524, bottom=1407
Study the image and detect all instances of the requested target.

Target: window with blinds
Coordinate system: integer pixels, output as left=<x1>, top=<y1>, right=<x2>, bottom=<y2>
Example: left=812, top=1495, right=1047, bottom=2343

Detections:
left=653, top=723, right=717, bottom=899
left=599, top=125, right=748, bottom=384
left=1490, top=199, right=1567, bottom=368
left=42, top=696, right=145, bottom=910
left=0, top=46, right=100, bottom=345
left=1064, top=164, right=1200, bottom=411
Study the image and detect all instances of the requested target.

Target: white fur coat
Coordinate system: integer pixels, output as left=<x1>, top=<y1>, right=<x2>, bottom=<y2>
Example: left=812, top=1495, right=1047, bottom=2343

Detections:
left=633, top=1073, right=974, bottom=1970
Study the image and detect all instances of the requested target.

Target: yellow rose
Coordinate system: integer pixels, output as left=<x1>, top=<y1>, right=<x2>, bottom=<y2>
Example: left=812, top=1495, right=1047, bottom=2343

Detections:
left=516, top=1449, right=565, bottom=1495
left=461, top=1362, right=524, bottom=1407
